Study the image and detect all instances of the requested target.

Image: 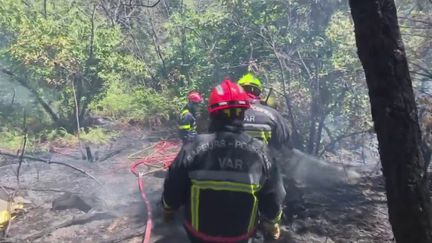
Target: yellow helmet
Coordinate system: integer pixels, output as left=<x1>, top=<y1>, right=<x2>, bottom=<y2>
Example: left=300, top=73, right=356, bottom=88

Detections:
left=238, top=73, right=262, bottom=91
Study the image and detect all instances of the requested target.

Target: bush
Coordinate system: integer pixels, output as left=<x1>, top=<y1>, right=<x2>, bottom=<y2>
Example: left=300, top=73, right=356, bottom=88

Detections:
left=42, top=127, right=117, bottom=147
left=92, top=81, right=177, bottom=125
left=0, top=126, right=117, bottom=152
left=0, top=128, right=28, bottom=151
left=80, top=127, right=118, bottom=145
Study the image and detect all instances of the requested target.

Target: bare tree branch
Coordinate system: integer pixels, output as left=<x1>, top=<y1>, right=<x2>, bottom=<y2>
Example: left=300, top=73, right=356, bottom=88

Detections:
left=297, top=50, right=313, bottom=79
left=0, top=151, right=102, bottom=185
left=16, top=112, right=28, bottom=186
left=319, top=129, right=373, bottom=157
left=399, top=16, right=432, bottom=26
left=125, top=0, right=160, bottom=8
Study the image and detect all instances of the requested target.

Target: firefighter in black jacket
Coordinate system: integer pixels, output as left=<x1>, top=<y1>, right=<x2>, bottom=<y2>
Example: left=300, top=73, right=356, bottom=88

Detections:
left=178, top=91, right=203, bottom=143
left=238, top=73, right=305, bottom=219
left=162, top=79, right=286, bottom=242
left=238, top=73, right=291, bottom=150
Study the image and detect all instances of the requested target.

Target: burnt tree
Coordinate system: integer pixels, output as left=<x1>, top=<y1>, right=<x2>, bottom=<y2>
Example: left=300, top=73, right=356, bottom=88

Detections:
left=349, top=0, right=432, bottom=242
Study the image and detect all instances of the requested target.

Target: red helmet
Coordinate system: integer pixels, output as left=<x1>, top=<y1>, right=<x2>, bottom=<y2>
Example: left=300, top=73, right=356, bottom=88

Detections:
left=208, top=79, right=250, bottom=114
left=188, top=91, right=203, bottom=103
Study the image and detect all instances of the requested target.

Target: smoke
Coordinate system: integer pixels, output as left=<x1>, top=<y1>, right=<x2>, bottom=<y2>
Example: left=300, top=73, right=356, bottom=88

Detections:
left=279, top=149, right=360, bottom=187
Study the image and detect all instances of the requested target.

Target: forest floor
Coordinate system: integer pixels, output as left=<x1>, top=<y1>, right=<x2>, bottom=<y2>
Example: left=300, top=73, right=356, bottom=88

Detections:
left=0, top=125, right=394, bottom=243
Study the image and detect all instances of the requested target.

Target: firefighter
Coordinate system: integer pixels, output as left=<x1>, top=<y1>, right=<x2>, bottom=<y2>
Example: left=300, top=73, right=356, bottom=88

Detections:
left=162, top=79, right=286, bottom=242
left=237, top=73, right=291, bottom=151
left=178, top=91, right=203, bottom=143
left=238, top=73, right=305, bottom=220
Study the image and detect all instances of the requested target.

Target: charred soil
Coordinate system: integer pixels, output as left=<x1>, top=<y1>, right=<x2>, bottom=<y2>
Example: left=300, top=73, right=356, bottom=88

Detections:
left=0, top=126, right=393, bottom=243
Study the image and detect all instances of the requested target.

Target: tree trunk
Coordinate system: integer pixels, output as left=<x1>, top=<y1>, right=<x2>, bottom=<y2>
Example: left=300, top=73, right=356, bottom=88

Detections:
left=314, top=116, right=325, bottom=156
left=307, top=92, right=319, bottom=154
left=306, top=117, right=317, bottom=154
left=349, top=1, right=432, bottom=242
left=43, top=0, right=47, bottom=18
left=148, top=8, right=168, bottom=78
left=284, top=94, right=304, bottom=150
left=275, top=53, right=303, bottom=150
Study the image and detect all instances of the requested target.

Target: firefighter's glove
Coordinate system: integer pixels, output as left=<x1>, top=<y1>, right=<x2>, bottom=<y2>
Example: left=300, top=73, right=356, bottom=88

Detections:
left=262, top=221, right=281, bottom=240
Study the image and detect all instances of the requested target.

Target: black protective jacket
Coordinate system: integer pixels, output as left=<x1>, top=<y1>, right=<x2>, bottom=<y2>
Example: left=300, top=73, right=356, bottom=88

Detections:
left=162, top=121, right=286, bottom=242
left=243, top=100, right=291, bottom=150
left=178, top=105, right=198, bottom=143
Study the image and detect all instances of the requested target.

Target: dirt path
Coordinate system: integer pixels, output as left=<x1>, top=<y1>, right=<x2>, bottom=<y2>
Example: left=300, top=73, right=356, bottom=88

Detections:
left=0, top=127, right=392, bottom=243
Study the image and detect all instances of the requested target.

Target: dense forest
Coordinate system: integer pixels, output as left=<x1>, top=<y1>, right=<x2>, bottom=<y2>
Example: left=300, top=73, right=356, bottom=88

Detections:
left=0, top=0, right=432, bottom=242
left=0, top=0, right=430, bottom=155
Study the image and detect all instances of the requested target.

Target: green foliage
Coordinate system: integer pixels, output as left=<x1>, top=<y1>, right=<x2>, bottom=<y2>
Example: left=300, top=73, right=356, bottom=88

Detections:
left=0, top=0, right=149, bottom=132
left=0, top=126, right=117, bottom=151
left=40, top=127, right=117, bottom=147
left=40, top=127, right=77, bottom=147
left=0, top=128, right=27, bottom=151
left=326, top=11, right=358, bottom=71
left=4, top=0, right=426, bottom=157
left=80, top=127, right=118, bottom=145
left=398, top=2, right=432, bottom=89
left=92, top=81, right=176, bottom=123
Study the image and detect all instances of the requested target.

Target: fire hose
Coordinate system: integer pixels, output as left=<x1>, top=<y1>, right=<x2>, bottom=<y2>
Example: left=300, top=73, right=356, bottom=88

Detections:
left=129, top=139, right=181, bottom=243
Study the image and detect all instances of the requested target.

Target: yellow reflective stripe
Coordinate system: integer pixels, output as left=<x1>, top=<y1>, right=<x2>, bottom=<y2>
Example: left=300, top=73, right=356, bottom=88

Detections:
left=178, top=124, right=192, bottom=130
left=246, top=131, right=272, bottom=144
left=276, top=210, right=282, bottom=221
left=246, top=131, right=271, bottom=137
left=191, top=180, right=260, bottom=193
left=246, top=131, right=262, bottom=137
left=197, top=188, right=201, bottom=230
left=248, top=194, right=258, bottom=231
left=181, top=109, right=190, bottom=116
left=262, top=131, right=271, bottom=144
left=271, top=210, right=283, bottom=223
left=191, top=185, right=200, bottom=230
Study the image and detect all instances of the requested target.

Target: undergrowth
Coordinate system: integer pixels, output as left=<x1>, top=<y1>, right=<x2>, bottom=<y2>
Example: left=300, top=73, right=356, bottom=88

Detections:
left=0, top=127, right=118, bottom=152
left=92, top=81, right=177, bottom=124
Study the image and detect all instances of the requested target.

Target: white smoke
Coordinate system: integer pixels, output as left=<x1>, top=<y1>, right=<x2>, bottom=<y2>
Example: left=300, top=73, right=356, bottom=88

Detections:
left=279, top=149, right=361, bottom=187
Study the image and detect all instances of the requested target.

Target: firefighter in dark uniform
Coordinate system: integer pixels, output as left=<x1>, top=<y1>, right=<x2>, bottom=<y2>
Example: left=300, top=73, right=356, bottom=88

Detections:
left=178, top=91, right=203, bottom=143
left=238, top=73, right=305, bottom=220
left=162, top=79, right=286, bottom=242
left=238, top=73, right=291, bottom=150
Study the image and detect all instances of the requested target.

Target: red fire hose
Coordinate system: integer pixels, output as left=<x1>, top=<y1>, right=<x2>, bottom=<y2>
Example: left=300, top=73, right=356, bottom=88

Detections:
left=130, top=139, right=181, bottom=243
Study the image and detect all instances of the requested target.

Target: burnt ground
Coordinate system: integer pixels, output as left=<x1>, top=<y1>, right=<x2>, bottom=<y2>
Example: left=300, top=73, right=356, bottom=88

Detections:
left=0, top=126, right=393, bottom=243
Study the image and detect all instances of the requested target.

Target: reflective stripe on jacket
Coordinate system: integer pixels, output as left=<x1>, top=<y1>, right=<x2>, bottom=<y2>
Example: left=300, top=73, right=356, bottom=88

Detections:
left=243, top=101, right=291, bottom=150
left=178, top=109, right=196, bottom=131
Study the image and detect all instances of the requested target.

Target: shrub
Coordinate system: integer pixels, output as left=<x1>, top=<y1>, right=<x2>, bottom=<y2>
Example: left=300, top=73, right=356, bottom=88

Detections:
left=92, top=81, right=177, bottom=125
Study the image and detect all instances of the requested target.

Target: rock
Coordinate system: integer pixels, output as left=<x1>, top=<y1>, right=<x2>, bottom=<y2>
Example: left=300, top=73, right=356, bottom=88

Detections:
left=52, top=193, right=92, bottom=213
